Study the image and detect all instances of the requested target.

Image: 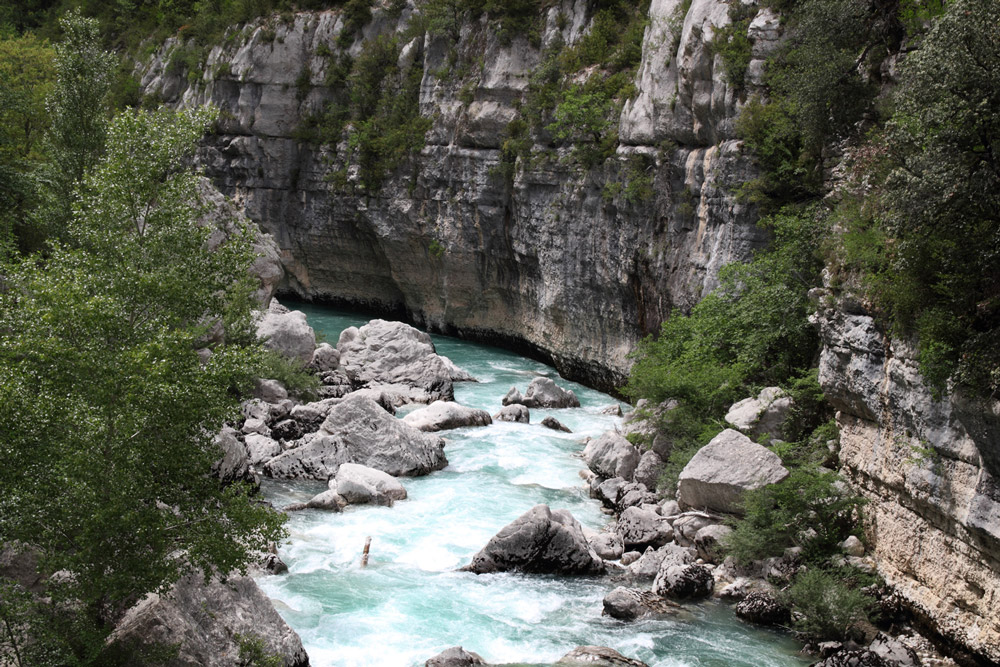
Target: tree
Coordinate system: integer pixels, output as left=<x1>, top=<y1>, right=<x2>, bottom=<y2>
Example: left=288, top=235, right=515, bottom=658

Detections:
left=0, top=106, right=285, bottom=664
left=33, top=9, right=115, bottom=242
left=845, top=0, right=1000, bottom=395
left=0, top=31, right=55, bottom=254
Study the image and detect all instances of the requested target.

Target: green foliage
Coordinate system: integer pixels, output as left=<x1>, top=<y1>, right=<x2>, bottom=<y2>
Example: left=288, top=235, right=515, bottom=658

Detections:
left=783, top=567, right=879, bottom=641
left=260, top=350, right=320, bottom=400
left=724, top=466, right=864, bottom=564
left=0, top=106, right=286, bottom=663
left=626, top=205, right=827, bottom=410
left=34, top=9, right=115, bottom=244
left=708, top=2, right=755, bottom=91
left=493, top=118, right=531, bottom=183
left=0, top=31, right=55, bottom=254
left=839, top=0, right=1000, bottom=396
left=337, top=0, right=373, bottom=48
left=236, top=633, right=284, bottom=667
left=420, top=0, right=484, bottom=42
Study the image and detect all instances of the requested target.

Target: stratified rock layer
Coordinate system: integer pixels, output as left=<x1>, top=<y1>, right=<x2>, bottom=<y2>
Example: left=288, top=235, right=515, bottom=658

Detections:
left=815, top=301, right=1000, bottom=663
left=137, top=0, right=776, bottom=391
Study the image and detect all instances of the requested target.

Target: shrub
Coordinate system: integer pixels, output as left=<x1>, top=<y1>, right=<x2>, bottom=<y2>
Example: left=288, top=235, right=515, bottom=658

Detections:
left=260, top=350, right=320, bottom=400
left=783, top=567, right=878, bottom=641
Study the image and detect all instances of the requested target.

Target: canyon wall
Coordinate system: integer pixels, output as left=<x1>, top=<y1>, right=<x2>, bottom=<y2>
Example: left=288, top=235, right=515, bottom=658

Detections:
left=139, top=0, right=779, bottom=391
left=815, top=298, right=1000, bottom=663
left=138, top=1, right=1000, bottom=662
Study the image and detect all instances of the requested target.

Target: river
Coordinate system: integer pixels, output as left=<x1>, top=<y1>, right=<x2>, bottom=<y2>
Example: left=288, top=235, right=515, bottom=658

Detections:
left=256, top=304, right=809, bottom=667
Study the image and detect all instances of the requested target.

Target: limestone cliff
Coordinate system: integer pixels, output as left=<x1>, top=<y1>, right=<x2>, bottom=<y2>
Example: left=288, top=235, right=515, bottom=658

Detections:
left=138, top=0, right=777, bottom=391
left=815, top=298, right=1000, bottom=663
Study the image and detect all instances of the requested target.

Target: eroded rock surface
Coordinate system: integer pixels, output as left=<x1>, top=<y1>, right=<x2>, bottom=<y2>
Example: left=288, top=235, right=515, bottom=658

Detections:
left=403, top=401, right=492, bottom=432
left=464, top=504, right=604, bottom=575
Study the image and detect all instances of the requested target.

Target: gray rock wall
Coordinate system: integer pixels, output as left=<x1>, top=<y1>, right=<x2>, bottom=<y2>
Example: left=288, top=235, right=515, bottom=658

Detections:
left=138, top=0, right=773, bottom=391
left=814, top=299, right=1000, bottom=663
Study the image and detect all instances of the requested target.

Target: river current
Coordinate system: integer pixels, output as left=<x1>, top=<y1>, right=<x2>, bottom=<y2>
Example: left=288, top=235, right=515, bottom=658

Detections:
left=256, top=305, right=809, bottom=667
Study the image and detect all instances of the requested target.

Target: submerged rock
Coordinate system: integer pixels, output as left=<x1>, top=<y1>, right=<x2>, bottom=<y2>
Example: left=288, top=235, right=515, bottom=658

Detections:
left=557, top=646, right=648, bottom=666
left=540, top=416, right=572, bottom=432
left=425, top=646, right=487, bottom=666
left=464, top=504, right=604, bottom=575
left=403, top=401, right=492, bottom=432
left=493, top=404, right=530, bottom=423
left=503, top=378, right=581, bottom=409
left=677, top=429, right=788, bottom=515
left=111, top=572, right=308, bottom=667
left=263, top=394, right=447, bottom=480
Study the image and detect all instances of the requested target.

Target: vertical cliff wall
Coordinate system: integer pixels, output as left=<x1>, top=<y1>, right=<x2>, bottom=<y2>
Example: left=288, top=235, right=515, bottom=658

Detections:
left=815, top=298, right=1000, bottom=663
left=138, top=0, right=780, bottom=390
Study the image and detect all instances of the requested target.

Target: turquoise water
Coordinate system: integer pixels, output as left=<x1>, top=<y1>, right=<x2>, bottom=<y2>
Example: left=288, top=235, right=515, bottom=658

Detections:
left=257, top=304, right=809, bottom=667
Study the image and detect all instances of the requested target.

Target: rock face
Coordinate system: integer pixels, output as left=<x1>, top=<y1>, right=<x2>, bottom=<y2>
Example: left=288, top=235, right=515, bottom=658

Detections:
left=464, top=504, right=604, bottom=575
left=111, top=572, right=309, bottom=667
left=337, top=320, right=472, bottom=405
left=677, top=429, right=789, bottom=515
left=814, top=300, right=1000, bottom=662
left=402, top=401, right=492, bottom=431
left=137, top=0, right=776, bottom=392
left=583, top=432, right=641, bottom=481
left=264, top=394, right=447, bottom=479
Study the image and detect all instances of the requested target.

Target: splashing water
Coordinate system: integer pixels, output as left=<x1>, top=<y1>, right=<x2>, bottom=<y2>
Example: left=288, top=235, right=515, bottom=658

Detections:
left=257, top=305, right=808, bottom=667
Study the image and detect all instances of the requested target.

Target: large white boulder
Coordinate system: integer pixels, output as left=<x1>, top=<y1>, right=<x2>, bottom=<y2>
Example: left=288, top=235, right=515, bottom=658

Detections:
left=583, top=431, right=641, bottom=481
left=677, top=429, right=789, bottom=515
left=263, top=394, right=447, bottom=480
left=724, top=387, right=794, bottom=439
left=256, top=300, right=316, bottom=363
left=333, top=462, right=408, bottom=506
left=402, top=401, right=492, bottom=432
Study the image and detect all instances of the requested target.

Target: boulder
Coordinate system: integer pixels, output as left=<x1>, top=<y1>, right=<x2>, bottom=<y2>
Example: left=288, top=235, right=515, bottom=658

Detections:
left=336, top=320, right=473, bottom=404
left=211, top=427, right=252, bottom=485
left=540, top=416, right=572, bottom=432
left=677, top=429, right=789, bottom=515
left=594, top=477, right=628, bottom=509
left=254, top=378, right=288, bottom=404
left=333, top=463, right=408, bottom=506
left=841, top=535, right=865, bottom=557
left=615, top=506, right=673, bottom=550
left=658, top=499, right=680, bottom=518
left=616, top=482, right=657, bottom=511
left=256, top=301, right=316, bottom=364
left=501, top=387, right=523, bottom=406
left=285, top=488, right=347, bottom=512
left=626, top=547, right=666, bottom=580
left=602, top=587, right=681, bottom=621
left=589, top=532, right=624, bottom=560
left=493, top=404, right=529, bottom=423
left=402, top=401, right=492, bottom=432
left=463, top=505, right=604, bottom=575
left=263, top=394, right=447, bottom=480
left=242, top=417, right=270, bottom=436
left=621, top=551, right=642, bottom=567
left=557, top=646, right=648, bottom=666
left=694, top=524, right=733, bottom=563
left=271, top=418, right=304, bottom=442
left=519, top=377, right=581, bottom=408
left=632, top=450, right=664, bottom=491
left=583, top=432, right=641, bottom=481
left=812, top=649, right=890, bottom=667
left=310, top=342, right=340, bottom=372
left=672, top=512, right=719, bottom=547
left=868, top=633, right=920, bottom=667
left=734, top=591, right=790, bottom=627
left=600, top=404, right=624, bottom=416
left=111, top=572, right=308, bottom=667
left=652, top=564, right=714, bottom=600
left=724, top=387, right=794, bottom=439
left=244, top=433, right=282, bottom=466
left=425, top=646, right=487, bottom=666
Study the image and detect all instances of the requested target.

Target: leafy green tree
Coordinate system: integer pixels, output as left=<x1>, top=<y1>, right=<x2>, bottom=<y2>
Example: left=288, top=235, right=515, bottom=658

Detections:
left=420, top=0, right=484, bottom=42
left=0, top=106, right=285, bottom=663
left=851, top=0, right=1000, bottom=395
left=0, top=31, right=55, bottom=253
left=34, top=9, right=115, bottom=242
